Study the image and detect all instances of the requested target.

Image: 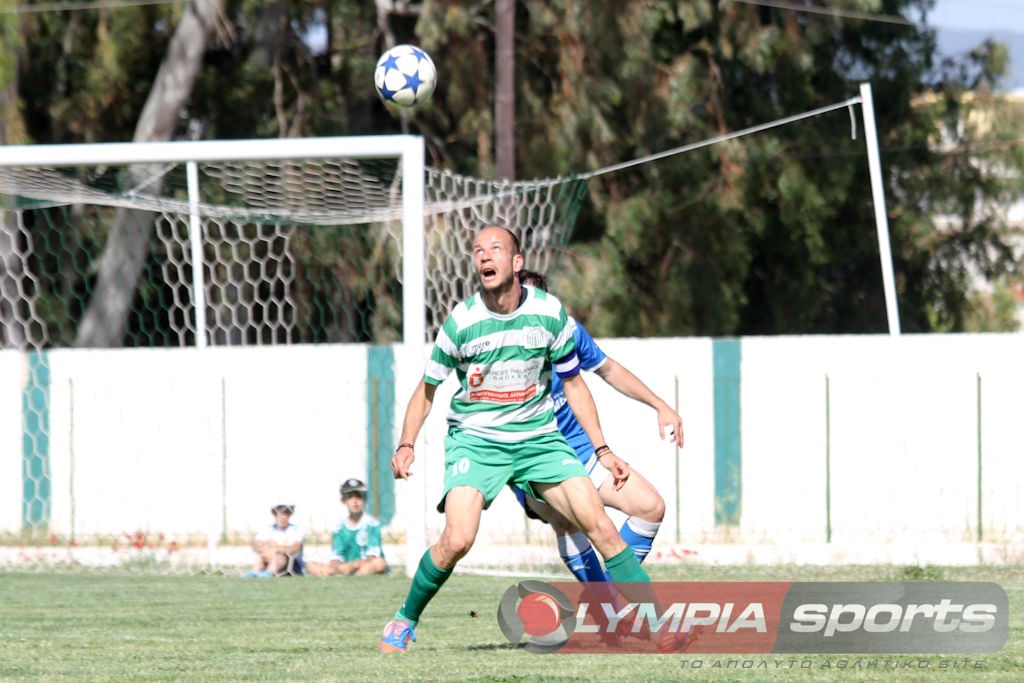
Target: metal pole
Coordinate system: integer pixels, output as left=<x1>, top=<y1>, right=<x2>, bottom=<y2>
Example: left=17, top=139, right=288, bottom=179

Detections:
left=977, top=372, right=983, bottom=543
left=674, top=375, right=681, bottom=544
left=825, top=374, right=832, bottom=543
left=859, top=82, right=901, bottom=335
left=402, top=137, right=427, bottom=578
left=186, top=161, right=208, bottom=348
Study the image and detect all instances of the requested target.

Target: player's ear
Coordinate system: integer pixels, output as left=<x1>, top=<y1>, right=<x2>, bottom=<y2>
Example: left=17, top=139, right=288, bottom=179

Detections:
left=513, top=253, right=524, bottom=271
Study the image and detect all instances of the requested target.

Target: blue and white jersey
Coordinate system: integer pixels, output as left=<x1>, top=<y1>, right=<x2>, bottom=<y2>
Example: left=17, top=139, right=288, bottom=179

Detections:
left=550, top=317, right=608, bottom=459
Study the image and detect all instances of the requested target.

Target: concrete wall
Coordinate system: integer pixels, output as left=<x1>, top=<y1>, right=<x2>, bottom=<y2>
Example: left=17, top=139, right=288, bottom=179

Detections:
left=2, top=333, right=1022, bottom=564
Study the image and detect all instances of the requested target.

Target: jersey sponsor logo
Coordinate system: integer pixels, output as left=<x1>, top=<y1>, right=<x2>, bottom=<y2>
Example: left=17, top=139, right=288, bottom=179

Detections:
left=467, top=340, right=492, bottom=355
left=465, top=359, right=544, bottom=403
left=470, top=385, right=538, bottom=403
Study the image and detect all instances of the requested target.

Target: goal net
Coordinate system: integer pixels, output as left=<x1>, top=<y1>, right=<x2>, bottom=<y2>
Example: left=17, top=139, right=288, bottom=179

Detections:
left=0, top=135, right=588, bottom=574
left=0, top=138, right=588, bottom=349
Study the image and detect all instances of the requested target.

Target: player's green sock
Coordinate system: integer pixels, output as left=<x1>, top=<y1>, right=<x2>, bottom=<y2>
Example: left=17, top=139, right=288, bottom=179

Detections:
left=605, top=546, right=660, bottom=624
left=394, top=549, right=452, bottom=627
left=604, top=545, right=650, bottom=583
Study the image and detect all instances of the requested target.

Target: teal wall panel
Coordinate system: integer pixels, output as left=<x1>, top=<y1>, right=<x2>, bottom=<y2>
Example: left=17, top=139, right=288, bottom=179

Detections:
left=713, top=339, right=741, bottom=526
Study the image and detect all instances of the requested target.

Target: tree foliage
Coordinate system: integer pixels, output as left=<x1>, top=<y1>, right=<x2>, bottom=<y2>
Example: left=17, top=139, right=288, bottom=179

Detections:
left=5, top=0, right=1021, bottom=343
left=481, top=0, right=1021, bottom=336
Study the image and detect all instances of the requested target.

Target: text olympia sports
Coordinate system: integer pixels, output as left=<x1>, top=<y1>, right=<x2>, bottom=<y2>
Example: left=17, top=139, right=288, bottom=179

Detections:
left=496, top=581, right=1008, bottom=654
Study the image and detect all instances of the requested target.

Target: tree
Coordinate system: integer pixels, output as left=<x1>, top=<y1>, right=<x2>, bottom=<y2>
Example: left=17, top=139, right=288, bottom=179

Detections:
left=7, top=0, right=1021, bottom=347
left=0, top=2, right=31, bottom=347
left=489, top=0, right=1022, bottom=336
left=72, top=0, right=227, bottom=347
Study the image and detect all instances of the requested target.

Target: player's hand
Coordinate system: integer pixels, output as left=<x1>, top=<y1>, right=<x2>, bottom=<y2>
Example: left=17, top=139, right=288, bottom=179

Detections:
left=658, top=406, right=684, bottom=448
left=601, top=451, right=630, bottom=490
left=391, top=446, right=415, bottom=479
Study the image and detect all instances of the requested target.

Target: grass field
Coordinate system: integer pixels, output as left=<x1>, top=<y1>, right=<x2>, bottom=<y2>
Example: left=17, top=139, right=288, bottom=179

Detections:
left=1, top=563, right=1022, bottom=682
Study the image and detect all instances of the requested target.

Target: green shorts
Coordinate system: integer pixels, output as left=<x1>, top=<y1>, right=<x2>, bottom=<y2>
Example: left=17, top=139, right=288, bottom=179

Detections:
left=437, top=429, right=588, bottom=512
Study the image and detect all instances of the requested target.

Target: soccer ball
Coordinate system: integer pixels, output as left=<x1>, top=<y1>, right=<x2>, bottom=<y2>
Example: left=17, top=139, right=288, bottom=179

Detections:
left=374, top=44, right=437, bottom=108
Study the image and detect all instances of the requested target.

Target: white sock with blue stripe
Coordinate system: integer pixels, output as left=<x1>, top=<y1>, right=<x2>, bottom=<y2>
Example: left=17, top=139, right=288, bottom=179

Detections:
left=619, top=516, right=661, bottom=563
left=557, top=531, right=610, bottom=582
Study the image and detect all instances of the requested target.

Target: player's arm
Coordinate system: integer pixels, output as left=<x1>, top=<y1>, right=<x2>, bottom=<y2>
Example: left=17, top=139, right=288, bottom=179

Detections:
left=595, top=357, right=684, bottom=447
left=390, top=379, right=438, bottom=479
left=561, top=372, right=629, bottom=489
left=252, top=533, right=273, bottom=558
left=253, top=540, right=271, bottom=562
left=281, top=532, right=303, bottom=556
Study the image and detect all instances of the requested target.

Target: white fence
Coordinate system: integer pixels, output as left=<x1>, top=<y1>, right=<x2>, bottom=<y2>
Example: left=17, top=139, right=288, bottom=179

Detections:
left=2, top=333, right=1022, bottom=567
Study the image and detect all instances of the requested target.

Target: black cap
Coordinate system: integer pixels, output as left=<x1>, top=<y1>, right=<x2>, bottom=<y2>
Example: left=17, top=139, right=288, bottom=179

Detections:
left=341, top=478, right=368, bottom=496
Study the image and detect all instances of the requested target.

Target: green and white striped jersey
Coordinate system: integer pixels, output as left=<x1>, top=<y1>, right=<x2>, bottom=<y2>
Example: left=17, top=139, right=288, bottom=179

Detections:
left=425, top=285, right=579, bottom=443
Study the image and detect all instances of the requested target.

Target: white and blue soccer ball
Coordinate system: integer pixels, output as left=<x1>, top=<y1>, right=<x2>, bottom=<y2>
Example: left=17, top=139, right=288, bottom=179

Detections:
left=374, top=44, right=437, bottom=108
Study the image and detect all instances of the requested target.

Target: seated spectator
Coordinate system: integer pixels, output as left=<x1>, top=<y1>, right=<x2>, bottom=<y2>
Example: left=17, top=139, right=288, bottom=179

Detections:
left=307, top=479, right=388, bottom=576
left=244, top=502, right=305, bottom=577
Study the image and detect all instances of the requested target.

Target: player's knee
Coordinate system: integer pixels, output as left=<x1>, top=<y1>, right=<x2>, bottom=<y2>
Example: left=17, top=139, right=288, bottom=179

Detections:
left=643, top=494, right=667, bottom=522
left=581, top=512, right=619, bottom=542
left=624, top=484, right=666, bottom=521
left=550, top=519, right=579, bottom=536
left=439, top=528, right=476, bottom=559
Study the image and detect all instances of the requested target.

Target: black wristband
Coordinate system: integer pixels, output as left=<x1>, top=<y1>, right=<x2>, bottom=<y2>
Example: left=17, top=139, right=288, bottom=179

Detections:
left=396, top=442, right=415, bottom=451
left=594, top=444, right=611, bottom=458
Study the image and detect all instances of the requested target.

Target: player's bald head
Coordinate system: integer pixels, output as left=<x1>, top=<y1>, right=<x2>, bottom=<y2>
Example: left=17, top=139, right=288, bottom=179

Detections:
left=476, top=224, right=521, bottom=255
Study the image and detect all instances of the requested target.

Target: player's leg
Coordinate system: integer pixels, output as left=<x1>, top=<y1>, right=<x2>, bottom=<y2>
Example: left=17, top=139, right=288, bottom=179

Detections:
left=269, top=552, right=292, bottom=576
left=306, top=559, right=341, bottom=576
left=541, top=435, right=620, bottom=581
left=529, top=495, right=610, bottom=582
left=534, top=476, right=648, bottom=583
left=514, top=483, right=608, bottom=582
left=596, top=466, right=666, bottom=563
left=382, top=431, right=510, bottom=652
left=353, top=555, right=388, bottom=575
left=380, top=487, right=485, bottom=653
left=402, top=486, right=483, bottom=616
left=247, top=549, right=268, bottom=576
left=514, top=432, right=648, bottom=583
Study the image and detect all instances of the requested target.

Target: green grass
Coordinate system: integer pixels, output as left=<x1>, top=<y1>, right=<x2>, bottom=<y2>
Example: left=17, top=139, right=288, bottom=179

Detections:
left=0, top=564, right=1022, bottom=682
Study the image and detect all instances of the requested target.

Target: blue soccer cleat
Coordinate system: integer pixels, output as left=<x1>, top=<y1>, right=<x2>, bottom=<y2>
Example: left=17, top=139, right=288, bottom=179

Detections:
left=379, top=619, right=416, bottom=653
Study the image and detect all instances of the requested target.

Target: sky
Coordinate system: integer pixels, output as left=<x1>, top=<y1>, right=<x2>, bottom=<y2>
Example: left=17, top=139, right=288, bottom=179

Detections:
left=929, top=0, right=1024, bottom=90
